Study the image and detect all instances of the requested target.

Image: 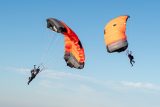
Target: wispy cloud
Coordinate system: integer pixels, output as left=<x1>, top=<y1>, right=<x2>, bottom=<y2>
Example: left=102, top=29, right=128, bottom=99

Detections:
left=38, top=80, right=65, bottom=89
left=38, top=69, right=98, bottom=92
left=40, top=70, right=160, bottom=92
left=120, top=81, right=160, bottom=91
left=2, top=66, right=160, bottom=92
left=41, top=69, right=92, bottom=80
left=0, top=66, right=30, bottom=75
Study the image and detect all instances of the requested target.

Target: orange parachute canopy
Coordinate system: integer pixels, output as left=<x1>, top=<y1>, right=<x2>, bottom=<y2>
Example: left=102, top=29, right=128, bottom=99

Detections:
left=46, top=18, right=85, bottom=69
left=104, top=15, right=129, bottom=53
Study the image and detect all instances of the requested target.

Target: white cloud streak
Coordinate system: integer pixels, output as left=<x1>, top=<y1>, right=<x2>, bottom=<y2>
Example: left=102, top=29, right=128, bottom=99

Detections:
left=0, top=66, right=30, bottom=75
left=41, top=69, right=92, bottom=80
left=2, top=66, right=160, bottom=92
left=120, top=81, right=160, bottom=91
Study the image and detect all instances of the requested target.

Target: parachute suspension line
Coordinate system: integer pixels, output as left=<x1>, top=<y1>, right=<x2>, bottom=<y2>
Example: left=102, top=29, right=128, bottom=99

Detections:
left=44, top=36, right=62, bottom=68
left=37, top=63, right=46, bottom=72
left=39, top=34, right=59, bottom=65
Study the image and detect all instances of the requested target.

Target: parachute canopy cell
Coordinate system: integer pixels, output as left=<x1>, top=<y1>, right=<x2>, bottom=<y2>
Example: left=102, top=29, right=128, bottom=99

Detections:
left=104, top=15, right=129, bottom=53
left=47, top=18, right=85, bottom=69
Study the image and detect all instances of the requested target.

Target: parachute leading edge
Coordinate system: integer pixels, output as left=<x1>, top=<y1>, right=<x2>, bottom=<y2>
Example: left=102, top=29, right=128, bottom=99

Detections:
left=47, top=18, right=85, bottom=69
left=104, top=15, right=129, bottom=53
left=47, top=18, right=66, bottom=33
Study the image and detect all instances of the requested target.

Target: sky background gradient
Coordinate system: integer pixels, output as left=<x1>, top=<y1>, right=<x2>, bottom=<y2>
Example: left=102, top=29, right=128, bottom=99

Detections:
left=0, top=0, right=160, bottom=107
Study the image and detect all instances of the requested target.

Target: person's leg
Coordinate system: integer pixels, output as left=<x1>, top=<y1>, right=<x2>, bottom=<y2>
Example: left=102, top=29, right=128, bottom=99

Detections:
left=28, top=77, right=34, bottom=85
left=132, top=60, right=135, bottom=63
left=28, top=79, right=31, bottom=85
left=130, top=60, right=133, bottom=66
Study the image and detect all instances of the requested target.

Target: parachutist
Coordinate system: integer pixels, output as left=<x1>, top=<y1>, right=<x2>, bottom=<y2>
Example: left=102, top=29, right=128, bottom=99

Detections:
left=28, top=65, right=41, bottom=85
left=126, top=50, right=135, bottom=67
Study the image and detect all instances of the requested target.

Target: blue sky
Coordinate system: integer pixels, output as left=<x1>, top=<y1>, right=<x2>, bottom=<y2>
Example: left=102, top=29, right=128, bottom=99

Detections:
left=0, top=0, right=160, bottom=107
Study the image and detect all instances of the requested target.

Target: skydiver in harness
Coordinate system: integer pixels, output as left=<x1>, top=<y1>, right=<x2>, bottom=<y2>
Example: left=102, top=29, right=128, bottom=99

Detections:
left=28, top=65, right=41, bottom=85
left=126, top=50, right=135, bottom=67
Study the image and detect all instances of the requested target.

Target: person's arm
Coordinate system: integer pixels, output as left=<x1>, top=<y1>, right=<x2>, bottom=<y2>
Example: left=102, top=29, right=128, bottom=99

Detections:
left=34, top=65, right=36, bottom=69
left=31, top=70, right=33, bottom=73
